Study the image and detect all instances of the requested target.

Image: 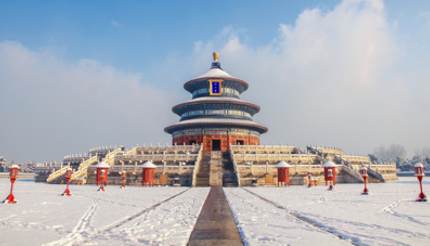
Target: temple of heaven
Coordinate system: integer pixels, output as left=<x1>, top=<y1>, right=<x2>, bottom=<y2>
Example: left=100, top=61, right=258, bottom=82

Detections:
left=43, top=52, right=397, bottom=187
left=164, top=52, right=268, bottom=152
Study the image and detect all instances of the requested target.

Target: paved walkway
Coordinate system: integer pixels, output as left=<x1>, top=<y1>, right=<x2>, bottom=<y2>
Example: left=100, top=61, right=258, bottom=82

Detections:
left=188, top=187, right=243, bottom=246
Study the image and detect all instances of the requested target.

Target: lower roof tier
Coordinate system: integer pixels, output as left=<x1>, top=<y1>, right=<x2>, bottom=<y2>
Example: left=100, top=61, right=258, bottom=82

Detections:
left=164, top=118, right=268, bottom=134
left=172, top=97, right=260, bottom=116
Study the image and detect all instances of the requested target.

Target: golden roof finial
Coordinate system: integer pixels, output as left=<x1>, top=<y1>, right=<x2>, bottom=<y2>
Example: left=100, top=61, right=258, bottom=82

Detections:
left=212, top=51, right=220, bottom=62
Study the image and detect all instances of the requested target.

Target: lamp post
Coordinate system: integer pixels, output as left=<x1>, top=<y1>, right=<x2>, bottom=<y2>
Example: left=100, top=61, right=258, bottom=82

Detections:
left=359, top=165, right=369, bottom=195
left=415, top=162, right=427, bottom=202
left=275, top=161, right=291, bottom=187
left=62, top=167, right=73, bottom=196
left=3, top=164, right=20, bottom=204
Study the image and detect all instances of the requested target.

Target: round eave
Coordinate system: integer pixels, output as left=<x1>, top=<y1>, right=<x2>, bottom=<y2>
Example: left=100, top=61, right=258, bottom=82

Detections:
left=172, top=97, right=260, bottom=115
left=164, top=118, right=268, bottom=134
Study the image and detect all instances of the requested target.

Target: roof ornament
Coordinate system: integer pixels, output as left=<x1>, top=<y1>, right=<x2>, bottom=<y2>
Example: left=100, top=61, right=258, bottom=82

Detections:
left=213, top=51, right=220, bottom=62
left=211, top=51, right=222, bottom=69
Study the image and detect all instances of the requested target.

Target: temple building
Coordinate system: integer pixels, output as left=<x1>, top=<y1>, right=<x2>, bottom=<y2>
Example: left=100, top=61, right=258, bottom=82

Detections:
left=43, top=53, right=397, bottom=187
left=164, top=52, right=267, bottom=152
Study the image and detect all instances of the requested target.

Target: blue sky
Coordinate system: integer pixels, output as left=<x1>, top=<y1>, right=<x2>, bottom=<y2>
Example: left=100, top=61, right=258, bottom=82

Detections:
left=0, top=1, right=340, bottom=72
left=1, top=0, right=430, bottom=161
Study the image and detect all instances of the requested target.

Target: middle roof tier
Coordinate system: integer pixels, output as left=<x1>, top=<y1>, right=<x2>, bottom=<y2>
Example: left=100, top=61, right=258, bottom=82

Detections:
left=172, top=97, right=261, bottom=117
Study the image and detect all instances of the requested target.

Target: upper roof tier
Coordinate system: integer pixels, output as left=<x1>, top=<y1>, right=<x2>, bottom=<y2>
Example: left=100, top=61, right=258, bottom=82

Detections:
left=184, top=54, right=249, bottom=94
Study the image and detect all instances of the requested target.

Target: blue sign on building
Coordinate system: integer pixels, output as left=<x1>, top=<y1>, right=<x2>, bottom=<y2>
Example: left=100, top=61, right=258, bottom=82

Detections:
left=209, top=79, right=223, bottom=95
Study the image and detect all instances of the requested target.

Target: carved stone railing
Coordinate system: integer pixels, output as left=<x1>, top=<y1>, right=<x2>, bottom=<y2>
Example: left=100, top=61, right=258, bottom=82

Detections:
left=230, top=145, right=297, bottom=154
left=341, top=155, right=371, bottom=164
left=116, top=153, right=199, bottom=163
left=104, top=148, right=123, bottom=167
left=46, top=166, right=69, bottom=183
left=70, top=155, right=98, bottom=183
left=135, top=144, right=200, bottom=155
left=232, top=153, right=317, bottom=164
left=229, top=151, right=241, bottom=186
left=191, top=145, right=204, bottom=187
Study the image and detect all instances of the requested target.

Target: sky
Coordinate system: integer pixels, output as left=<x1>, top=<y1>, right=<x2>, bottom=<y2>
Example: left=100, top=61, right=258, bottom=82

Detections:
left=1, top=0, right=430, bottom=162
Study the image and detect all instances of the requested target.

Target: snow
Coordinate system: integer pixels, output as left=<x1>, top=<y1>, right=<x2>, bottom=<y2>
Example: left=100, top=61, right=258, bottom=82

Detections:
left=195, top=68, right=234, bottom=79
left=0, top=180, right=208, bottom=246
left=225, top=177, right=430, bottom=246
left=1, top=178, right=430, bottom=245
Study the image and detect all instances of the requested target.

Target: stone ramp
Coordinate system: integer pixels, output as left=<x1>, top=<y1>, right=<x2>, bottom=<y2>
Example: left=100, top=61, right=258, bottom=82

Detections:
left=188, top=187, right=242, bottom=246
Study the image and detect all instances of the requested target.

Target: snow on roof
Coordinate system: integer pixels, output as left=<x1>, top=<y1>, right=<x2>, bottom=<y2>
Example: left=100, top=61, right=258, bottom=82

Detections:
left=167, top=118, right=267, bottom=130
left=10, top=164, right=20, bottom=169
left=414, top=162, right=424, bottom=168
left=323, top=161, right=337, bottom=167
left=142, top=161, right=157, bottom=168
left=195, top=68, right=234, bottom=79
left=174, top=97, right=260, bottom=111
left=96, top=161, right=110, bottom=168
left=275, top=161, right=292, bottom=168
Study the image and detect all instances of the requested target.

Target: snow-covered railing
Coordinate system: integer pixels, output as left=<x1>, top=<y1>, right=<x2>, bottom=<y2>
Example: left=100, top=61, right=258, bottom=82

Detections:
left=192, top=145, right=204, bottom=187
left=46, top=165, right=69, bottom=183
left=312, top=146, right=344, bottom=155
left=70, top=155, right=98, bottom=183
left=135, top=144, right=201, bottom=155
left=232, top=153, right=318, bottom=164
left=341, top=155, right=370, bottom=164
left=116, top=153, right=199, bottom=162
left=104, top=148, right=123, bottom=167
left=341, top=164, right=363, bottom=182
left=230, top=145, right=297, bottom=154
left=229, top=151, right=241, bottom=186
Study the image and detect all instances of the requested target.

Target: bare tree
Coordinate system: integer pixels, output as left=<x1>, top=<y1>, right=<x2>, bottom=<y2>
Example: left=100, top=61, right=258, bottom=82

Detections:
left=373, top=144, right=407, bottom=164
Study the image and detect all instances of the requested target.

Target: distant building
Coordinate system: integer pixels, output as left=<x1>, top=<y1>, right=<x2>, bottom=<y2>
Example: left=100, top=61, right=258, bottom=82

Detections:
left=0, top=156, right=6, bottom=172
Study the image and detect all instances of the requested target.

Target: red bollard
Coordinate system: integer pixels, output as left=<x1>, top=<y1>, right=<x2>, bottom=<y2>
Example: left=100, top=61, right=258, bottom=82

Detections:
left=359, top=165, right=369, bottom=195
left=119, top=170, right=127, bottom=190
left=62, top=167, right=73, bottom=196
left=275, top=161, right=291, bottom=186
left=142, top=161, right=157, bottom=186
left=3, top=164, right=20, bottom=204
left=415, top=163, right=427, bottom=202
left=96, top=161, right=109, bottom=192
left=323, top=161, right=337, bottom=188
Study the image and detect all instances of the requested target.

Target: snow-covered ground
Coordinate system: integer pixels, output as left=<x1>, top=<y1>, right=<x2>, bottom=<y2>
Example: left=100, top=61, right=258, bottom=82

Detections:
left=1, top=178, right=429, bottom=246
left=225, top=177, right=430, bottom=246
left=0, top=180, right=208, bottom=246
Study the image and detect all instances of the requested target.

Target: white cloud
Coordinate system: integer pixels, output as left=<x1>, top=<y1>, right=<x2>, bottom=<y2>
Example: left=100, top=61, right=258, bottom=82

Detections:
left=1, top=0, right=429, bottom=161
left=184, top=0, right=429, bottom=155
left=0, top=41, right=175, bottom=161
